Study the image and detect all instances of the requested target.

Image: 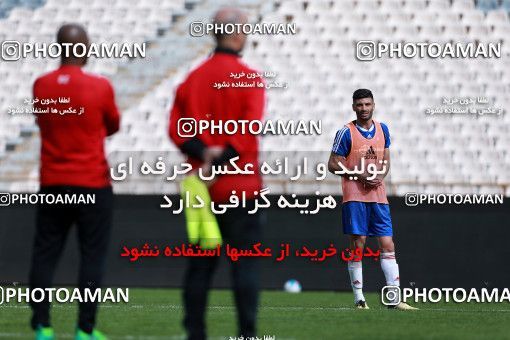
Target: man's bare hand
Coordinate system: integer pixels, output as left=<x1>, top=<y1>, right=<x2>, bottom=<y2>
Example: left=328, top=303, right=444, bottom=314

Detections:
left=200, top=146, right=224, bottom=187
left=203, top=146, right=224, bottom=164
left=359, top=174, right=383, bottom=188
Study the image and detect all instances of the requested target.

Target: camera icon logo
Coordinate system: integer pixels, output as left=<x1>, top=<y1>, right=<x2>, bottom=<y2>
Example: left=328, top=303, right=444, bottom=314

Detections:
left=404, top=192, right=419, bottom=207
left=356, top=40, right=376, bottom=61
left=0, top=193, right=11, bottom=207
left=190, top=22, right=205, bottom=37
left=177, top=118, right=197, bottom=138
left=1, top=41, right=21, bottom=61
left=381, top=286, right=401, bottom=306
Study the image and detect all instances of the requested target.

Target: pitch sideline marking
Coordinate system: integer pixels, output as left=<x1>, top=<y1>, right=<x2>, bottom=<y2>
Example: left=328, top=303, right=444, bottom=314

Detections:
left=3, top=304, right=509, bottom=313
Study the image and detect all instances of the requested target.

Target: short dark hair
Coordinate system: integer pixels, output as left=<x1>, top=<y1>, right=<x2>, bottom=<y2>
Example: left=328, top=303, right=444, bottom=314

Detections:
left=352, top=89, right=373, bottom=101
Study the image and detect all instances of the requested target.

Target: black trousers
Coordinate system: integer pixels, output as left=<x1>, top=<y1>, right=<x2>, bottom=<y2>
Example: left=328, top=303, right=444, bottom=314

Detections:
left=183, top=201, right=262, bottom=340
left=29, top=186, right=113, bottom=333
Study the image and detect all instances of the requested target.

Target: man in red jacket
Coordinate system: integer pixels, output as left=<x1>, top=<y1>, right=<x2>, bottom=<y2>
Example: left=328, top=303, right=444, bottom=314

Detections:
left=169, top=7, right=265, bottom=340
left=29, top=24, right=119, bottom=340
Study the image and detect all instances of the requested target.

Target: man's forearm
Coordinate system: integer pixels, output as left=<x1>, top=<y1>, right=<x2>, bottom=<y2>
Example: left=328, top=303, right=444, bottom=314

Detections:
left=377, top=160, right=390, bottom=180
left=180, top=137, right=206, bottom=161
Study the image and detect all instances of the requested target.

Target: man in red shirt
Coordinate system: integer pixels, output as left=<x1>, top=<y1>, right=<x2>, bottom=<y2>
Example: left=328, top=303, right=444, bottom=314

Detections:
left=169, top=7, right=265, bottom=340
left=29, top=24, right=119, bottom=340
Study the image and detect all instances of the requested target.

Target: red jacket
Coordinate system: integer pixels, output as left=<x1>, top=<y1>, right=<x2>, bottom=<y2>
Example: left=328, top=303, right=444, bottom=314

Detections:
left=169, top=51, right=265, bottom=203
left=33, top=65, right=120, bottom=188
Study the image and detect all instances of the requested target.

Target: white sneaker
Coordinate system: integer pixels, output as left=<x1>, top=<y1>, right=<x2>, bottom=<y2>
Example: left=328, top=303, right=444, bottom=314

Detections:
left=355, top=300, right=370, bottom=309
left=389, top=302, right=419, bottom=310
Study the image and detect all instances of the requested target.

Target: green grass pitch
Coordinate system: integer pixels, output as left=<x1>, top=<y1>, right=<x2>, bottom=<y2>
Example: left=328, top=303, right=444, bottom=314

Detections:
left=1, top=288, right=509, bottom=339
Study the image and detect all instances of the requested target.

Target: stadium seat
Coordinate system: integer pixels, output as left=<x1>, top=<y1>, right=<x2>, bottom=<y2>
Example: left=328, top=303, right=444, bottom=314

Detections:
left=478, top=0, right=499, bottom=12
left=1, top=0, right=509, bottom=195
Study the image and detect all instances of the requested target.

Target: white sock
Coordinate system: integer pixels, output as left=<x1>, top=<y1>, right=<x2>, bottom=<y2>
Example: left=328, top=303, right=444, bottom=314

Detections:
left=380, top=252, right=400, bottom=286
left=348, top=261, right=365, bottom=302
